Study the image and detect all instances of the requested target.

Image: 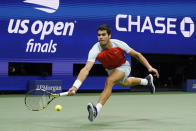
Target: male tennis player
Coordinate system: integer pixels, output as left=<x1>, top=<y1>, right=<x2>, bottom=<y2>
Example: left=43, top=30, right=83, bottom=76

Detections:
left=68, top=24, right=159, bottom=122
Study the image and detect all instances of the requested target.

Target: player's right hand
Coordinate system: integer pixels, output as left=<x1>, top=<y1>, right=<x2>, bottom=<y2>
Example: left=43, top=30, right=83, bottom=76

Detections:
left=67, top=86, right=77, bottom=96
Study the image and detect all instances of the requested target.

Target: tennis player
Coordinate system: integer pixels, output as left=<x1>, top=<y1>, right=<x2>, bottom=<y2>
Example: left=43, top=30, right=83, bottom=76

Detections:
left=68, top=24, right=159, bottom=122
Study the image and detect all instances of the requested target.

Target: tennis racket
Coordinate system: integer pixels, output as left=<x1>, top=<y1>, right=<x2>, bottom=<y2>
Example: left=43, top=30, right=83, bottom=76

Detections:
left=24, top=88, right=73, bottom=111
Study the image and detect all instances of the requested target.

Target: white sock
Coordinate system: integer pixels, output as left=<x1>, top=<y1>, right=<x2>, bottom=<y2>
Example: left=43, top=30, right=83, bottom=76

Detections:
left=96, top=103, right=103, bottom=113
left=140, top=79, right=148, bottom=85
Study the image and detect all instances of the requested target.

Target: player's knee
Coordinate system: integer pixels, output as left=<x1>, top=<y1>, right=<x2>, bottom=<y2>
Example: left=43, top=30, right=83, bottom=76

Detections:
left=123, top=78, right=132, bottom=87
left=105, top=77, right=115, bottom=86
left=121, top=82, right=129, bottom=87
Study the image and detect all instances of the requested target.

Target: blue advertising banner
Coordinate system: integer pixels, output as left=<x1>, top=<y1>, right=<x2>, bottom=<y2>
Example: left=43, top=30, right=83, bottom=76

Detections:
left=0, top=0, right=196, bottom=90
left=28, top=80, right=62, bottom=93
left=184, top=79, right=196, bottom=92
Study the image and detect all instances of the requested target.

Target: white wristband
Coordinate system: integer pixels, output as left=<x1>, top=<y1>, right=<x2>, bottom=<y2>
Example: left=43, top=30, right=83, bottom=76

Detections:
left=73, top=79, right=82, bottom=89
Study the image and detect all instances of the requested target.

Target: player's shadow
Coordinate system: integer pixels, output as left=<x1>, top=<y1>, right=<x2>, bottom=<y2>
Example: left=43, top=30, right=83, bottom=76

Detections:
left=79, top=118, right=154, bottom=128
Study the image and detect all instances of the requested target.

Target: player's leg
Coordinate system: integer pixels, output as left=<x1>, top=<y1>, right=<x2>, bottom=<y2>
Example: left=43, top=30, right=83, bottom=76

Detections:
left=98, top=69, right=125, bottom=105
left=87, top=69, right=125, bottom=122
left=118, top=77, right=147, bottom=87
left=114, top=61, right=155, bottom=93
left=119, top=74, right=155, bottom=94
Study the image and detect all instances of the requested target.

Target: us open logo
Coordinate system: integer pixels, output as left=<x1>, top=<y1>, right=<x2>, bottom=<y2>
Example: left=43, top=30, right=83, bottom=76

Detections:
left=7, top=0, right=76, bottom=54
left=23, top=0, right=59, bottom=13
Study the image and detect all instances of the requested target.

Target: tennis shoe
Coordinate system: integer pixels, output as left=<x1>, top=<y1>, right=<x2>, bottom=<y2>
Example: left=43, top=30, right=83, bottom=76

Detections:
left=87, top=103, right=97, bottom=122
left=145, top=74, right=155, bottom=94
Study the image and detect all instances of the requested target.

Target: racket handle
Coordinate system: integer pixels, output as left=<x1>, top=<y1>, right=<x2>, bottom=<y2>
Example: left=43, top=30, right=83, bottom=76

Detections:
left=59, top=92, right=68, bottom=96
left=59, top=90, right=75, bottom=96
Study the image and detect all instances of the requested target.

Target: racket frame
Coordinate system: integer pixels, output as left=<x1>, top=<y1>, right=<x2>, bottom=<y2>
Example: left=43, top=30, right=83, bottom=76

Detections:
left=24, top=89, right=60, bottom=111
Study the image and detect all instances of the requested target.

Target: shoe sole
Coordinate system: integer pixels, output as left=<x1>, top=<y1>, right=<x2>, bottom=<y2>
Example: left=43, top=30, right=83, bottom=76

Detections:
left=149, top=74, right=155, bottom=94
left=87, top=103, right=94, bottom=122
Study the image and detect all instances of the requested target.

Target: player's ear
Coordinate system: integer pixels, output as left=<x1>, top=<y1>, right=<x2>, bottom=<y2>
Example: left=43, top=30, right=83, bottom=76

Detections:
left=109, top=34, right=111, bottom=39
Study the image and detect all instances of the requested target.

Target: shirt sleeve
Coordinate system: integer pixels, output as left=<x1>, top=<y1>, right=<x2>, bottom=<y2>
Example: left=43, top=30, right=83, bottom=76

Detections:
left=87, top=45, right=99, bottom=62
left=115, top=39, right=132, bottom=53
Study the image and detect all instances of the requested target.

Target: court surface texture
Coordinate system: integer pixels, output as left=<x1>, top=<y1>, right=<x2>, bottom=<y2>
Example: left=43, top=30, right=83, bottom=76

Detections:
left=0, top=92, right=196, bottom=131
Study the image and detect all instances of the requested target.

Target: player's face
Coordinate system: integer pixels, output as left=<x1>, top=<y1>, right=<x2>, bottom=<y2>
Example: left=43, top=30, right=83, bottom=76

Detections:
left=97, top=30, right=111, bottom=47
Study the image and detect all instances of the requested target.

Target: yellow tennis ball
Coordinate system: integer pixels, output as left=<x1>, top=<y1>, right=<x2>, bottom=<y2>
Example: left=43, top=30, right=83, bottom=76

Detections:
left=55, top=105, right=62, bottom=111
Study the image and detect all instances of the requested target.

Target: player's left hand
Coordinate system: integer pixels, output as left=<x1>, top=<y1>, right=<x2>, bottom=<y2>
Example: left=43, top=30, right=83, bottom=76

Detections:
left=148, top=67, right=159, bottom=78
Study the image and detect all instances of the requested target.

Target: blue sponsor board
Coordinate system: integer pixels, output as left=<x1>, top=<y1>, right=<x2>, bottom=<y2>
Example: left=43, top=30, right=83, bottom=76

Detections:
left=0, top=0, right=196, bottom=90
left=28, top=80, right=62, bottom=93
left=184, top=79, right=196, bottom=92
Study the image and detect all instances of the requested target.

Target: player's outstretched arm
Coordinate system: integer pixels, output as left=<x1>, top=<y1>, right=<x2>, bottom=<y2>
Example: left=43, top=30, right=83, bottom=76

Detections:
left=68, top=61, right=94, bottom=96
left=128, top=49, right=159, bottom=78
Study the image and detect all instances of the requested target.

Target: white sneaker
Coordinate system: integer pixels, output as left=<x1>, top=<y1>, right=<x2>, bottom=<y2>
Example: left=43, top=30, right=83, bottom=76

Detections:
left=87, top=103, right=97, bottom=122
left=145, top=74, right=155, bottom=94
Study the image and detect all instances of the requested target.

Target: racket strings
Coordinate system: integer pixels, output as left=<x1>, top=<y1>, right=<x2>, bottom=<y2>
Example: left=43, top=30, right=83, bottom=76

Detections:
left=25, top=90, right=50, bottom=111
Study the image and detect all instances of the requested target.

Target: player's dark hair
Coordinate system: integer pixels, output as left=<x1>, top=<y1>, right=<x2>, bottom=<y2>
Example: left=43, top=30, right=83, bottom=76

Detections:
left=97, top=24, right=111, bottom=35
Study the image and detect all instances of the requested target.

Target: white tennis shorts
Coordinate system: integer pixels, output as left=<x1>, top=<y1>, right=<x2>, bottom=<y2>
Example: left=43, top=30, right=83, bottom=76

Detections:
left=105, top=61, right=131, bottom=83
